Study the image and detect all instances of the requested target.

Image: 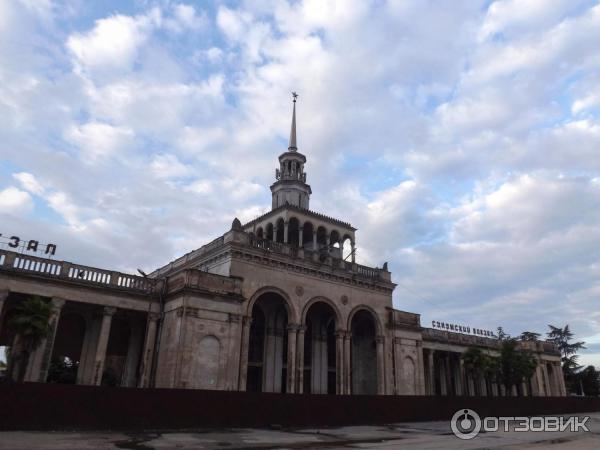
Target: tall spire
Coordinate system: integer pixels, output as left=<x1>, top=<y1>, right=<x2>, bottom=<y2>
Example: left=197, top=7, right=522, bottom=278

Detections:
left=288, top=92, right=298, bottom=151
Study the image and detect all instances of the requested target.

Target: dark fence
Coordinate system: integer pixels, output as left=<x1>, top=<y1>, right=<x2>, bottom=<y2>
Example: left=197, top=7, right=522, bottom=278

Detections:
left=1, top=382, right=600, bottom=431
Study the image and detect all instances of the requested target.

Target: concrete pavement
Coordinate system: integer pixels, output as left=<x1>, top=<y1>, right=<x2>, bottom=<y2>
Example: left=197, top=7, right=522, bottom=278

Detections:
left=0, top=413, right=599, bottom=449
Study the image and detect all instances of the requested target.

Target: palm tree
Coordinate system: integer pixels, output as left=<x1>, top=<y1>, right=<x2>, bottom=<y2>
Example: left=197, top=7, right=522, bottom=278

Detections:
left=6, top=296, right=53, bottom=382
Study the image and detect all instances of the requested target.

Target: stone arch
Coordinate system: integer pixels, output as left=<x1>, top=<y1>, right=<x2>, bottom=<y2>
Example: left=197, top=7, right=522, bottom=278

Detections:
left=301, top=296, right=343, bottom=326
left=346, top=305, right=383, bottom=335
left=349, top=307, right=380, bottom=395
left=288, top=217, right=300, bottom=247
left=275, top=218, right=285, bottom=243
left=246, top=286, right=297, bottom=324
left=316, top=226, right=328, bottom=247
left=302, top=221, right=315, bottom=250
left=266, top=223, right=274, bottom=241
left=342, top=234, right=353, bottom=261
left=246, top=289, right=293, bottom=393
left=302, top=300, right=339, bottom=394
left=195, top=335, right=221, bottom=390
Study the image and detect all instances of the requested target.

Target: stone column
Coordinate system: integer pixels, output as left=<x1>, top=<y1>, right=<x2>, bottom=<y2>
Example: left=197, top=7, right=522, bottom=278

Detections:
left=376, top=335, right=385, bottom=395
left=26, top=297, right=66, bottom=382
left=0, top=290, right=8, bottom=338
left=415, top=341, right=425, bottom=395
left=298, top=227, right=304, bottom=247
left=542, top=363, right=552, bottom=396
left=439, top=357, right=447, bottom=396
left=458, top=358, right=466, bottom=396
left=556, top=362, right=567, bottom=396
left=92, top=306, right=116, bottom=386
left=335, top=330, right=345, bottom=394
left=351, top=242, right=356, bottom=263
left=344, top=331, right=352, bottom=394
left=454, top=356, right=463, bottom=396
left=283, top=221, right=289, bottom=244
left=139, top=312, right=159, bottom=388
left=122, top=318, right=144, bottom=387
left=238, top=316, right=252, bottom=391
left=427, top=350, right=435, bottom=395
left=295, top=326, right=306, bottom=393
left=226, top=314, right=242, bottom=391
left=286, top=325, right=298, bottom=393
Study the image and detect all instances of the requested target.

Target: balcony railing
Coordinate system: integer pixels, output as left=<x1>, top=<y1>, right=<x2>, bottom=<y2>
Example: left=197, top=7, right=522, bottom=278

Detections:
left=0, top=249, right=153, bottom=292
left=248, top=236, right=382, bottom=281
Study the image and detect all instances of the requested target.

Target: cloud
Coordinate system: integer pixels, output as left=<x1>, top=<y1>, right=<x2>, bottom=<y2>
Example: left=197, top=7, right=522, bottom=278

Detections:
left=0, top=187, right=33, bottom=215
left=2, top=0, right=600, bottom=368
left=13, top=172, right=44, bottom=195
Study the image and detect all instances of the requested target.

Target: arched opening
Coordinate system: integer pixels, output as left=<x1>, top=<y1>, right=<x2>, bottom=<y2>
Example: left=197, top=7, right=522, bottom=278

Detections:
left=247, top=292, right=289, bottom=393
left=256, top=227, right=264, bottom=239
left=302, top=222, right=314, bottom=250
left=330, top=230, right=341, bottom=259
left=47, top=313, right=86, bottom=384
left=288, top=217, right=300, bottom=247
left=275, top=218, right=285, bottom=243
left=303, top=302, right=337, bottom=394
left=316, top=226, right=327, bottom=248
left=342, top=235, right=353, bottom=261
left=266, top=223, right=274, bottom=241
left=350, top=310, right=378, bottom=395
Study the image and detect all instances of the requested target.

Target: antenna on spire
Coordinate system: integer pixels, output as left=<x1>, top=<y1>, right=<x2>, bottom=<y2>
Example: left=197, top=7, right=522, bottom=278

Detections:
left=289, top=92, right=298, bottom=151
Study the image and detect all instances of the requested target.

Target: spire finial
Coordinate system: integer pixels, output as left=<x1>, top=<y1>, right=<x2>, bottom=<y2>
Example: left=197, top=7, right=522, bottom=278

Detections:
left=289, top=92, right=298, bottom=151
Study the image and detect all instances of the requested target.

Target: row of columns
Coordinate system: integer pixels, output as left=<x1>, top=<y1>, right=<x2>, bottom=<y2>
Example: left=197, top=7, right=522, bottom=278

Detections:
left=424, top=349, right=566, bottom=397
left=238, top=318, right=385, bottom=395
left=260, top=221, right=356, bottom=263
left=0, top=292, right=158, bottom=388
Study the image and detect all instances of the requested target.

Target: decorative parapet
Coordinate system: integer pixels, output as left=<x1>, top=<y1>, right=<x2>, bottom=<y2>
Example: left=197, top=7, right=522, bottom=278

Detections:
left=0, top=249, right=153, bottom=293
left=387, top=308, right=421, bottom=329
left=422, top=327, right=502, bottom=349
left=422, top=327, right=561, bottom=356
left=166, top=268, right=243, bottom=299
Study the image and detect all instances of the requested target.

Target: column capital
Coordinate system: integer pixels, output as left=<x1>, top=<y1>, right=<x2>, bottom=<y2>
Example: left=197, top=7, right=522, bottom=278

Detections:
left=375, top=335, right=385, bottom=344
left=51, top=297, right=67, bottom=310
left=103, top=306, right=117, bottom=316
left=287, top=323, right=301, bottom=332
left=335, top=329, right=347, bottom=338
left=148, top=312, right=160, bottom=321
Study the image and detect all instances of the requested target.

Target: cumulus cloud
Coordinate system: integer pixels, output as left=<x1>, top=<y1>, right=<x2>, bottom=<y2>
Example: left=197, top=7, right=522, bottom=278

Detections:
left=2, top=0, right=600, bottom=367
left=0, top=187, right=34, bottom=215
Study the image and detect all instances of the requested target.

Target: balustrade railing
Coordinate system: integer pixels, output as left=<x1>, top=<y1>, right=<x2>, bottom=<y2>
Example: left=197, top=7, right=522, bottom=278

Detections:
left=249, top=237, right=381, bottom=280
left=0, top=249, right=152, bottom=292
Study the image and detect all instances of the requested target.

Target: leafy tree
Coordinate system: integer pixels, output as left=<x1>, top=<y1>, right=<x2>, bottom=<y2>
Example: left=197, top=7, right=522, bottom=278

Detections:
left=519, top=331, right=541, bottom=341
left=497, top=338, right=537, bottom=393
left=572, top=366, right=600, bottom=397
left=6, top=296, right=52, bottom=382
left=496, top=327, right=509, bottom=341
left=547, top=324, right=586, bottom=393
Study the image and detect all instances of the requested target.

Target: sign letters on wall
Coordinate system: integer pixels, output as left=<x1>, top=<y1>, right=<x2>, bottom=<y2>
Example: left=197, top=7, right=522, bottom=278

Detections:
left=0, top=233, right=57, bottom=256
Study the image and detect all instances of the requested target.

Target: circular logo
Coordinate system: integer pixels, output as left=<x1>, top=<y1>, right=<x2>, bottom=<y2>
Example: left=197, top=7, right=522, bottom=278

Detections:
left=451, top=408, right=481, bottom=440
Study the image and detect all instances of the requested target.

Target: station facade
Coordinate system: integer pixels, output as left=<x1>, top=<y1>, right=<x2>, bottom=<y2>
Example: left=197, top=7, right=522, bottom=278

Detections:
left=0, top=99, right=565, bottom=397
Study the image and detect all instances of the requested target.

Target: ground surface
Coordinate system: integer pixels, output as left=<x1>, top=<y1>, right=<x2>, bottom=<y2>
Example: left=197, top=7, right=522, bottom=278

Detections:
left=1, top=413, right=599, bottom=449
